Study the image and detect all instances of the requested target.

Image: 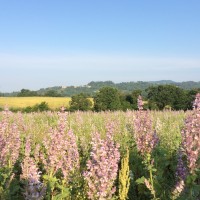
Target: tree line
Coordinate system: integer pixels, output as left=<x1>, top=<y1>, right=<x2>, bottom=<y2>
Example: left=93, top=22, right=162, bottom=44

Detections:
left=1, top=85, right=199, bottom=112
left=69, top=85, right=200, bottom=111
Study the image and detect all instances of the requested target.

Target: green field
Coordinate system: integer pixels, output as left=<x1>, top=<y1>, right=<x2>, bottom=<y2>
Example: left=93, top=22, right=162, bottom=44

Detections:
left=0, top=97, right=71, bottom=109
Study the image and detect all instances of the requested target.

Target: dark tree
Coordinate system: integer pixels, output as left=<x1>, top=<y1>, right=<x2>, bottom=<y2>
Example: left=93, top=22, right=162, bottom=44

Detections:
left=69, top=93, right=92, bottom=111
left=131, top=90, right=142, bottom=109
left=186, top=88, right=200, bottom=109
left=147, top=85, right=188, bottom=110
left=17, top=89, right=38, bottom=97
left=44, top=90, right=62, bottom=97
left=94, top=87, right=121, bottom=111
left=119, top=93, right=132, bottom=111
left=0, top=92, right=4, bottom=97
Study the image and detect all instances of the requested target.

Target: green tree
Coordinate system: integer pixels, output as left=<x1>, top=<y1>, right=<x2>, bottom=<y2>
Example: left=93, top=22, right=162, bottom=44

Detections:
left=119, top=93, right=132, bottom=111
left=147, top=85, right=188, bottom=110
left=94, top=87, right=121, bottom=111
left=17, top=89, right=38, bottom=97
left=44, top=90, right=62, bottom=97
left=131, top=90, right=142, bottom=109
left=186, top=88, right=200, bottom=109
left=0, top=92, right=4, bottom=97
left=69, top=93, right=92, bottom=111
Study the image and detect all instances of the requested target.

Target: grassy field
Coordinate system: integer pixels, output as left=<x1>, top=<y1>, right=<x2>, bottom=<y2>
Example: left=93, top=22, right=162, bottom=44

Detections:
left=0, top=97, right=71, bottom=109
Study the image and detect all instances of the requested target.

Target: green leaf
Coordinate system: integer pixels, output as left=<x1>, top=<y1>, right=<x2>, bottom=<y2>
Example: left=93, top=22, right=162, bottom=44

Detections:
left=193, top=185, right=200, bottom=196
left=152, top=168, right=157, bottom=172
left=135, top=176, right=145, bottom=185
left=54, top=190, right=70, bottom=200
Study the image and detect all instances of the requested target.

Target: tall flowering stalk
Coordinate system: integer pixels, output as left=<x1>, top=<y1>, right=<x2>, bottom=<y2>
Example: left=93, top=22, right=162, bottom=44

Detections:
left=134, top=111, right=159, bottom=156
left=172, top=150, right=187, bottom=199
left=0, top=114, right=20, bottom=168
left=137, top=95, right=144, bottom=111
left=42, top=110, right=79, bottom=199
left=21, top=138, right=46, bottom=200
left=84, top=130, right=120, bottom=200
left=119, top=149, right=130, bottom=200
left=181, top=113, right=200, bottom=173
left=172, top=93, right=200, bottom=199
left=134, top=96, right=159, bottom=199
left=0, top=108, right=21, bottom=198
left=193, top=93, right=200, bottom=110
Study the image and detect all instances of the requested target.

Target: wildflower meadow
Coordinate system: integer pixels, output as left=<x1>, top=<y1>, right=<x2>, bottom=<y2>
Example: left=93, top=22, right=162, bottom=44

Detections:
left=0, top=94, right=200, bottom=200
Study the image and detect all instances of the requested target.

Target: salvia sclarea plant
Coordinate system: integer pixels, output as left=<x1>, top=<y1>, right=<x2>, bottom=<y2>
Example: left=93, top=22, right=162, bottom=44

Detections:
left=84, top=123, right=120, bottom=200
left=172, top=93, right=200, bottom=199
left=134, top=95, right=159, bottom=200
left=41, top=109, right=80, bottom=199
left=0, top=107, right=21, bottom=199
left=21, top=138, right=46, bottom=200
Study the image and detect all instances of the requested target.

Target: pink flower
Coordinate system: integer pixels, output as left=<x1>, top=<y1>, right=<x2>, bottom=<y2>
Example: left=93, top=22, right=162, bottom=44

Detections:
left=0, top=109, right=20, bottom=168
left=42, top=111, right=79, bottom=181
left=181, top=110, right=200, bottom=173
left=137, top=95, right=144, bottom=111
left=193, top=93, right=200, bottom=110
left=134, top=110, right=159, bottom=155
left=21, top=138, right=46, bottom=200
left=84, top=130, right=120, bottom=199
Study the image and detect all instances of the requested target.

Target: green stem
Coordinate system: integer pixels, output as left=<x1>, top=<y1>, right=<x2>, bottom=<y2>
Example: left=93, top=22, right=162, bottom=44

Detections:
left=147, top=155, right=156, bottom=200
left=149, top=167, right=156, bottom=199
left=61, top=180, right=65, bottom=200
left=48, top=171, right=54, bottom=200
left=190, top=187, right=193, bottom=200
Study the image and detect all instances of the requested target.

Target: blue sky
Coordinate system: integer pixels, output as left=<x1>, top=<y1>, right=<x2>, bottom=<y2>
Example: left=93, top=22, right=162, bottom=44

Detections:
left=0, top=0, right=200, bottom=92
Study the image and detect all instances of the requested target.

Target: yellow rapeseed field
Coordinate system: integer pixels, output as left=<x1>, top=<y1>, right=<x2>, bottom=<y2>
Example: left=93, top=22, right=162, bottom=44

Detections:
left=0, top=97, right=71, bottom=109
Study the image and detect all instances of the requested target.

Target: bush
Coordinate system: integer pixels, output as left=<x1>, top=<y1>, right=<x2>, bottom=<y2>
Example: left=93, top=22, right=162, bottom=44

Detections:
left=70, top=93, right=92, bottom=111
left=32, top=102, right=50, bottom=112
left=94, top=87, right=122, bottom=111
left=22, top=102, right=50, bottom=113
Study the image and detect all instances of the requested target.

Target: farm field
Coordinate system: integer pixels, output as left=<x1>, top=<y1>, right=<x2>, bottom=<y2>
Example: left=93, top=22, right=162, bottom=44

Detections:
left=0, top=97, right=71, bottom=109
left=0, top=106, right=199, bottom=200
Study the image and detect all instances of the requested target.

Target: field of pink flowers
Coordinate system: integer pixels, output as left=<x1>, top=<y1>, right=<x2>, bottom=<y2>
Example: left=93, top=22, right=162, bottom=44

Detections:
left=0, top=94, right=200, bottom=200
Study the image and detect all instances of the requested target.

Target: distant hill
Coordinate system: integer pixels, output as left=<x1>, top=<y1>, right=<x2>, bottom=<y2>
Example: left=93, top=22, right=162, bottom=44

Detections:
left=37, top=80, right=200, bottom=97
left=2, top=80, right=200, bottom=97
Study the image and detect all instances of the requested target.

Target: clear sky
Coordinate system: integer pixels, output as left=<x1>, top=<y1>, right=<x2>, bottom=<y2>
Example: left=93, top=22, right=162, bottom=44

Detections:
left=0, top=0, right=200, bottom=92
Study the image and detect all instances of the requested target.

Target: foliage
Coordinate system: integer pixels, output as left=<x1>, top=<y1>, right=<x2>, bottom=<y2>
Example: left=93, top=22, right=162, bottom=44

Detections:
left=186, top=88, right=200, bottom=109
left=2, top=82, right=200, bottom=113
left=69, top=93, right=92, bottom=111
left=147, top=85, right=188, bottom=110
left=32, top=102, right=49, bottom=112
left=126, top=90, right=142, bottom=110
left=22, top=102, right=50, bottom=113
left=44, top=90, right=62, bottom=97
left=119, top=94, right=132, bottom=111
left=94, top=87, right=121, bottom=111
left=17, top=89, right=39, bottom=97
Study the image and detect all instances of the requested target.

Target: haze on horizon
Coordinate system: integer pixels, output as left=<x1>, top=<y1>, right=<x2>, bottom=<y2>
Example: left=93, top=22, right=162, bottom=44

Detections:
left=0, top=0, right=200, bottom=92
